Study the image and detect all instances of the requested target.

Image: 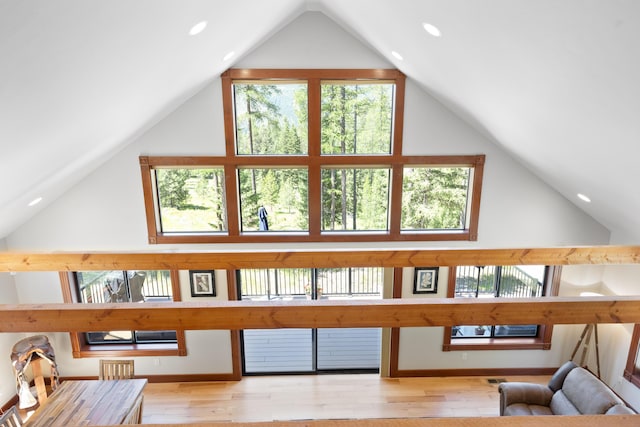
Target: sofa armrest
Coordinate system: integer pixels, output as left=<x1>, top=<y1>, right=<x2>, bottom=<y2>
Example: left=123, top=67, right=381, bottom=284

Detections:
left=498, top=382, right=554, bottom=415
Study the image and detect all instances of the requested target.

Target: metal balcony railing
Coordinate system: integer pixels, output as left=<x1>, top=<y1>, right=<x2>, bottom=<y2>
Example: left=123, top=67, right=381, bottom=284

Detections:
left=239, top=267, right=384, bottom=298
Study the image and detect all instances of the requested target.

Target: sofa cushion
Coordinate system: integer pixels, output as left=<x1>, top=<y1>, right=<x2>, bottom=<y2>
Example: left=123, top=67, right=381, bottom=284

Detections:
left=549, top=390, right=581, bottom=415
left=606, top=404, right=636, bottom=415
left=504, top=403, right=553, bottom=416
left=561, top=368, right=624, bottom=414
left=547, top=360, right=578, bottom=392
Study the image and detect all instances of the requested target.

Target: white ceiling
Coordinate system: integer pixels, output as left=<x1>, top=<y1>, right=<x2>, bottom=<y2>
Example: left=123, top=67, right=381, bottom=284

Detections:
left=2, top=0, right=639, bottom=242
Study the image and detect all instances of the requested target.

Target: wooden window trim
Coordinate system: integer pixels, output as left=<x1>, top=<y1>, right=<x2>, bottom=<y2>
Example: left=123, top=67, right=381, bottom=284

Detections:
left=442, top=266, right=561, bottom=351
left=624, top=324, right=640, bottom=387
left=139, top=68, right=484, bottom=244
left=60, top=271, right=187, bottom=358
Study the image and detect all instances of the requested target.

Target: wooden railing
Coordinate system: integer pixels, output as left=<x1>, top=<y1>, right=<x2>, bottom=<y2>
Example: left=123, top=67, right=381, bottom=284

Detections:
left=88, top=416, right=640, bottom=426
left=1, top=245, right=639, bottom=271
left=2, top=246, right=640, bottom=426
left=0, top=295, right=638, bottom=333
left=0, top=246, right=639, bottom=333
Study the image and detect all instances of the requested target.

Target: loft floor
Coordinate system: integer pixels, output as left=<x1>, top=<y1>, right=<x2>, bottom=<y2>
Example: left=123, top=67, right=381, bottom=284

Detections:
left=141, top=373, right=550, bottom=424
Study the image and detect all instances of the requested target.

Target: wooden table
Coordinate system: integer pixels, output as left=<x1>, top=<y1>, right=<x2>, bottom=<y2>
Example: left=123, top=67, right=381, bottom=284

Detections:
left=24, top=379, right=147, bottom=426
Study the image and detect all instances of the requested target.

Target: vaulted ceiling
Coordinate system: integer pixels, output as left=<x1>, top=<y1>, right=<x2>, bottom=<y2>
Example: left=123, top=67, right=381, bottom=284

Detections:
left=2, top=0, right=639, bottom=242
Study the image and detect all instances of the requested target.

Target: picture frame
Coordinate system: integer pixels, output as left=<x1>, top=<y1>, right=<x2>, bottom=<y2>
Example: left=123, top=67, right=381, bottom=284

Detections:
left=413, top=267, right=439, bottom=294
left=189, top=270, right=216, bottom=297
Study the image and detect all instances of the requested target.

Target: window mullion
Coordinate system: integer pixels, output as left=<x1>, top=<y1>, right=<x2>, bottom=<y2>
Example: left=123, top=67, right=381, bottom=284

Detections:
left=308, top=164, right=321, bottom=236
left=221, top=73, right=236, bottom=155
left=392, top=76, right=405, bottom=155
left=308, top=78, right=321, bottom=157
left=389, top=164, right=403, bottom=235
left=308, top=78, right=321, bottom=235
left=224, top=164, right=240, bottom=236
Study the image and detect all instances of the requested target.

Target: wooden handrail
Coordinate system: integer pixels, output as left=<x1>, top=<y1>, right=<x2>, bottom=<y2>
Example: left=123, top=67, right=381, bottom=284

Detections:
left=1, top=246, right=639, bottom=333
left=1, top=296, right=638, bottom=333
left=89, top=414, right=640, bottom=426
left=1, top=246, right=639, bottom=271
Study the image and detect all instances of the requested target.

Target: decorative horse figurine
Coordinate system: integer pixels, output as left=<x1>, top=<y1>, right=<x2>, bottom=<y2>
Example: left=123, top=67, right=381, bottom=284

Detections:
left=10, top=335, right=60, bottom=408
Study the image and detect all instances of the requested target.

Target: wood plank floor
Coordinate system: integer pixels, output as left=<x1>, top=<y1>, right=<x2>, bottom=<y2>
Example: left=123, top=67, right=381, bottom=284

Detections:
left=142, top=374, right=551, bottom=424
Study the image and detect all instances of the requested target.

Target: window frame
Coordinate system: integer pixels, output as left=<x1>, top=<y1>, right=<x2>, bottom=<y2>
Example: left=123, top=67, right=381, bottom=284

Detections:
left=442, top=265, right=561, bottom=351
left=624, top=324, right=640, bottom=388
left=60, top=271, right=187, bottom=358
left=140, top=69, right=485, bottom=244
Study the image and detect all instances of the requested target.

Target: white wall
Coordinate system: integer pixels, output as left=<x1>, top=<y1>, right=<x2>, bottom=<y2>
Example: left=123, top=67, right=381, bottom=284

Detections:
left=6, top=12, right=609, bottom=252
left=398, top=266, right=584, bottom=372
left=2, top=11, right=612, bottom=389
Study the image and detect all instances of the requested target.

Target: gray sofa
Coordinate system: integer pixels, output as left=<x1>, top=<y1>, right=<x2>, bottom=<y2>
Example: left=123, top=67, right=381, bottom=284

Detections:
left=499, top=361, right=635, bottom=416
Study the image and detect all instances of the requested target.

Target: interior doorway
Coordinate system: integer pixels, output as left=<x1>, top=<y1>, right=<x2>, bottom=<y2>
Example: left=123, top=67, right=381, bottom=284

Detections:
left=238, top=267, right=383, bottom=374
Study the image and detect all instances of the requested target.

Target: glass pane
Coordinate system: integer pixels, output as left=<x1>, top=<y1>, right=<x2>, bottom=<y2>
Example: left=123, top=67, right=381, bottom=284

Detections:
left=135, top=330, right=177, bottom=343
left=77, top=270, right=176, bottom=344
left=451, top=326, right=491, bottom=338
left=321, top=168, right=390, bottom=231
left=234, top=82, right=308, bottom=155
left=453, top=265, right=545, bottom=339
left=494, top=325, right=538, bottom=337
left=243, top=329, right=313, bottom=373
left=321, top=82, right=394, bottom=154
left=128, top=270, right=176, bottom=342
left=239, top=168, right=308, bottom=232
left=494, top=265, right=544, bottom=338
left=87, top=331, right=133, bottom=344
left=76, top=271, right=127, bottom=303
left=317, top=267, right=384, bottom=297
left=401, top=167, right=470, bottom=230
left=498, top=265, right=545, bottom=298
left=239, top=268, right=312, bottom=300
left=238, top=268, right=313, bottom=373
left=77, top=271, right=132, bottom=344
left=156, top=168, right=227, bottom=233
left=129, top=270, right=173, bottom=301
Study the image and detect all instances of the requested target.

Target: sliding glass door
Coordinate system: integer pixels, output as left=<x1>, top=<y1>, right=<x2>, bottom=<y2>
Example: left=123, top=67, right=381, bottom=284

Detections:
left=238, top=268, right=383, bottom=374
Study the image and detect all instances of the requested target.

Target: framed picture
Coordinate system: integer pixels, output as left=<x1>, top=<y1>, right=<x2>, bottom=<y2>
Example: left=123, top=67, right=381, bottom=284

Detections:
left=189, top=270, right=216, bottom=297
left=413, top=267, right=439, bottom=294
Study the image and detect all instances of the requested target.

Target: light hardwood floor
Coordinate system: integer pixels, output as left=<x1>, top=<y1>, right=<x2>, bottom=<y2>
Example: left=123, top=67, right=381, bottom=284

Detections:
left=141, top=374, right=550, bottom=424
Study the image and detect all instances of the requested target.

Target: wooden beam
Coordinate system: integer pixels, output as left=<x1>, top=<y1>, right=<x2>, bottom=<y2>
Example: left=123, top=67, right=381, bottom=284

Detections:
left=1, top=297, right=639, bottom=333
left=1, top=246, right=639, bottom=272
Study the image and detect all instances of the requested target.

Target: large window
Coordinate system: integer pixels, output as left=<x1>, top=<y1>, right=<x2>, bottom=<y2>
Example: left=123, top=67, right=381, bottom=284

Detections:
left=321, top=82, right=393, bottom=155
left=60, top=270, right=186, bottom=357
left=239, top=167, right=308, bottom=232
left=321, top=167, right=390, bottom=231
left=155, top=168, right=227, bottom=233
left=443, top=265, right=561, bottom=351
left=401, top=167, right=471, bottom=231
left=75, top=270, right=177, bottom=344
left=140, top=69, right=485, bottom=244
left=234, top=81, right=308, bottom=155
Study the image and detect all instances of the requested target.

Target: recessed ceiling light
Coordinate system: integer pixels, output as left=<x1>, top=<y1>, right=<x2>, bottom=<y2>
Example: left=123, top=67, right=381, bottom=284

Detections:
left=189, top=21, right=207, bottom=36
left=577, top=193, right=591, bottom=203
left=423, top=22, right=442, bottom=37
left=28, top=197, right=42, bottom=207
left=223, top=51, right=235, bottom=61
left=391, top=51, right=403, bottom=61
